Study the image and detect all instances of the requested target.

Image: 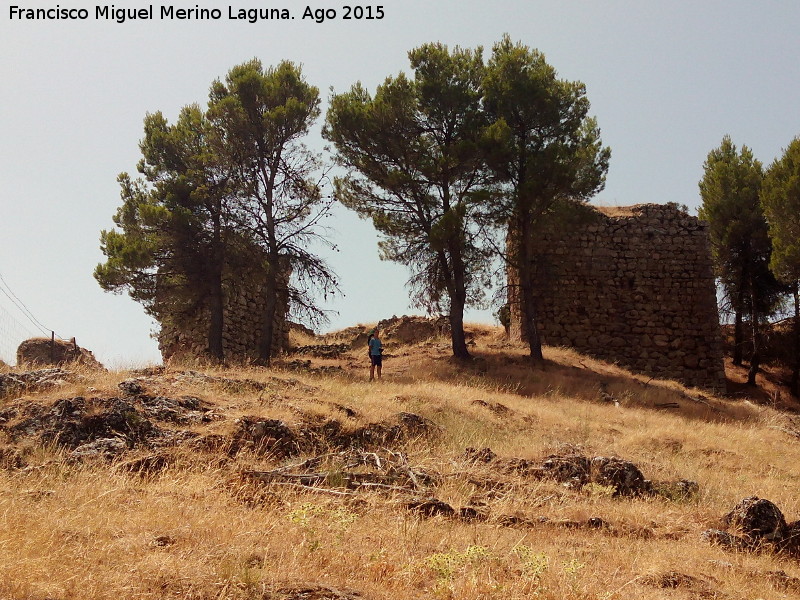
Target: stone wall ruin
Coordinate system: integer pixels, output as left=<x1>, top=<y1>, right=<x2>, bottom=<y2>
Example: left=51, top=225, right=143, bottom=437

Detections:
left=157, top=271, right=289, bottom=364
left=508, top=203, right=726, bottom=391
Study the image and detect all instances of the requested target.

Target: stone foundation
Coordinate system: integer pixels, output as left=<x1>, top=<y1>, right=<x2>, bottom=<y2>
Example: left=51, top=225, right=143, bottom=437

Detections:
left=509, top=203, right=726, bottom=391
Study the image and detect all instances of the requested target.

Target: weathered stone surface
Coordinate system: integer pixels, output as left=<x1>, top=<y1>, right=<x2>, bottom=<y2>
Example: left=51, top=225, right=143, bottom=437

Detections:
left=345, top=412, right=440, bottom=448
left=723, top=496, right=787, bottom=542
left=16, top=338, right=103, bottom=369
left=405, top=497, right=456, bottom=518
left=591, top=456, right=649, bottom=496
left=470, top=447, right=694, bottom=500
left=137, top=395, right=208, bottom=424
left=234, top=417, right=301, bottom=458
left=775, top=521, right=800, bottom=555
left=267, top=582, right=365, bottom=600
left=704, top=497, right=800, bottom=556
left=21, top=397, right=156, bottom=449
left=539, top=454, right=591, bottom=486
left=70, top=436, right=128, bottom=460
left=342, top=315, right=452, bottom=351
left=508, top=204, right=726, bottom=391
left=0, top=391, right=214, bottom=457
left=232, top=411, right=439, bottom=458
left=157, top=266, right=290, bottom=364
left=292, top=343, right=350, bottom=358
left=0, top=368, right=76, bottom=398
left=700, top=528, right=750, bottom=550
left=462, top=446, right=497, bottom=463
left=118, top=378, right=148, bottom=396
left=376, top=315, right=451, bottom=344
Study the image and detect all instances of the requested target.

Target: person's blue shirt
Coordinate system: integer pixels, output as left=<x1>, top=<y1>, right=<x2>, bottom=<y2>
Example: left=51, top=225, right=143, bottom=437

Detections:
left=369, top=336, right=382, bottom=356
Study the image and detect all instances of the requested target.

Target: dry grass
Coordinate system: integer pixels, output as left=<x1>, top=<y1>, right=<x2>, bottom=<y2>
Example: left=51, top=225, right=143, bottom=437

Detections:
left=2, top=327, right=800, bottom=599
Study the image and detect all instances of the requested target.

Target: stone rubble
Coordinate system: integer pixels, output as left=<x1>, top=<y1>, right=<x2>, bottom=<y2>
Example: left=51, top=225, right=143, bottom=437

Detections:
left=703, top=496, right=800, bottom=556
left=0, top=368, right=76, bottom=398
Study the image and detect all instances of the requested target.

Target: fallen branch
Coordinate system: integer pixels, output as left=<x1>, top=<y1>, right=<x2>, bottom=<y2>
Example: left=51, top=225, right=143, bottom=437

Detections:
left=680, top=393, right=721, bottom=412
left=355, top=482, right=417, bottom=494
left=267, top=453, right=337, bottom=474
left=243, top=471, right=329, bottom=486
left=261, top=482, right=359, bottom=497
left=654, top=402, right=680, bottom=409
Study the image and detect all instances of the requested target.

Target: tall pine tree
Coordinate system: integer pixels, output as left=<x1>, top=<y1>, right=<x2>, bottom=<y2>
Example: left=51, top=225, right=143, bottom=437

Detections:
left=699, top=136, right=783, bottom=384
left=761, top=137, right=800, bottom=396
left=482, top=35, right=610, bottom=361
left=324, top=43, right=492, bottom=359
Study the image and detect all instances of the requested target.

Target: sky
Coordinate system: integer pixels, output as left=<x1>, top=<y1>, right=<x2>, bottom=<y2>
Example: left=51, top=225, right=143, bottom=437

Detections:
left=1, top=0, right=799, bottom=367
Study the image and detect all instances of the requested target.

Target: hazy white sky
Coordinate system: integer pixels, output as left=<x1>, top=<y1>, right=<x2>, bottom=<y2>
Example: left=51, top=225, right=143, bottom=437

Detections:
left=1, top=0, right=798, bottom=367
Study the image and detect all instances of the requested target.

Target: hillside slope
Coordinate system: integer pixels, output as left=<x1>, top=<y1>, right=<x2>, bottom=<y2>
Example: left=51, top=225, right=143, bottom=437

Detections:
left=2, top=325, right=800, bottom=599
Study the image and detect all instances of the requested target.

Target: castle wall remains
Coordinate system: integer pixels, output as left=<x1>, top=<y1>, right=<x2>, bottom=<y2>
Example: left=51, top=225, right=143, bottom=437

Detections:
left=157, top=273, right=289, bottom=364
left=508, top=203, right=726, bottom=391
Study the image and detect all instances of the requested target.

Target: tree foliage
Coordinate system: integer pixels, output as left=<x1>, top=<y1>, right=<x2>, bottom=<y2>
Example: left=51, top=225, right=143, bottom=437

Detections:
left=482, top=35, right=611, bottom=360
left=97, top=61, right=336, bottom=364
left=762, top=138, right=800, bottom=284
left=324, top=43, right=492, bottom=358
left=95, top=105, right=239, bottom=360
left=698, top=135, right=783, bottom=383
left=761, top=137, right=800, bottom=395
left=208, top=59, right=338, bottom=363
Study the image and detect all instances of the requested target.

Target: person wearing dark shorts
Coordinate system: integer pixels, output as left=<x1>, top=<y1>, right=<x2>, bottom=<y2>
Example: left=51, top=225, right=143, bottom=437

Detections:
left=368, top=327, right=383, bottom=381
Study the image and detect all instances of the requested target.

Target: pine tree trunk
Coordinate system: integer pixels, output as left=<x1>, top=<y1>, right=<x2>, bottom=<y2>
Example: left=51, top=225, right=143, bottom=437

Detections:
left=207, top=275, right=224, bottom=361
left=258, top=259, right=279, bottom=366
left=733, top=309, right=744, bottom=366
left=449, top=298, right=470, bottom=360
left=520, top=274, right=544, bottom=361
left=747, top=287, right=760, bottom=386
left=256, top=162, right=279, bottom=366
left=791, top=282, right=799, bottom=398
left=434, top=243, right=470, bottom=360
left=207, top=213, right=225, bottom=362
left=517, top=214, right=544, bottom=361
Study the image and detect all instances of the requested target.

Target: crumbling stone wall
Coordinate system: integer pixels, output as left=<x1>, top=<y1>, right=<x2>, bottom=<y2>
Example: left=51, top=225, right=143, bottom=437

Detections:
left=16, top=338, right=104, bottom=369
left=157, top=273, right=289, bottom=364
left=509, top=203, right=726, bottom=391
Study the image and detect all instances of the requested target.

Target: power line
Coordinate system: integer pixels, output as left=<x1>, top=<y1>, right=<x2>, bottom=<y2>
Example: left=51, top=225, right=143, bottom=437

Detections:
left=0, top=271, right=60, bottom=338
left=0, top=279, right=50, bottom=336
left=0, top=302, right=37, bottom=365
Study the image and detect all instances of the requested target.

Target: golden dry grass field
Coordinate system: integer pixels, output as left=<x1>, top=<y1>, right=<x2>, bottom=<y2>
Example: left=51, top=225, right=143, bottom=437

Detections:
left=2, top=325, right=800, bottom=599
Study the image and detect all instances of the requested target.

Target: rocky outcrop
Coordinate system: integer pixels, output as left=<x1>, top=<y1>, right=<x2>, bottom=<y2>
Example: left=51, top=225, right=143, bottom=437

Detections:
left=508, top=204, right=726, bottom=391
left=16, top=338, right=103, bottom=369
left=292, top=344, right=350, bottom=358
left=0, top=368, right=76, bottom=398
left=462, top=447, right=697, bottom=499
left=703, top=496, right=800, bottom=555
left=377, top=315, right=450, bottom=344
left=723, top=496, right=788, bottom=542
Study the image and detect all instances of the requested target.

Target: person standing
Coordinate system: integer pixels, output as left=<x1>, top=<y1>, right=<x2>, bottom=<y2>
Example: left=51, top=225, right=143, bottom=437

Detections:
left=368, top=327, right=383, bottom=381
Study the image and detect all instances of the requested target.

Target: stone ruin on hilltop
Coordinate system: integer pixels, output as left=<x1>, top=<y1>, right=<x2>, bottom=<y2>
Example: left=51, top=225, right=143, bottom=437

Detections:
left=508, top=203, right=726, bottom=391
left=16, top=337, right=104, bottom=369
left=156, top=267, right=290, bottom=364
